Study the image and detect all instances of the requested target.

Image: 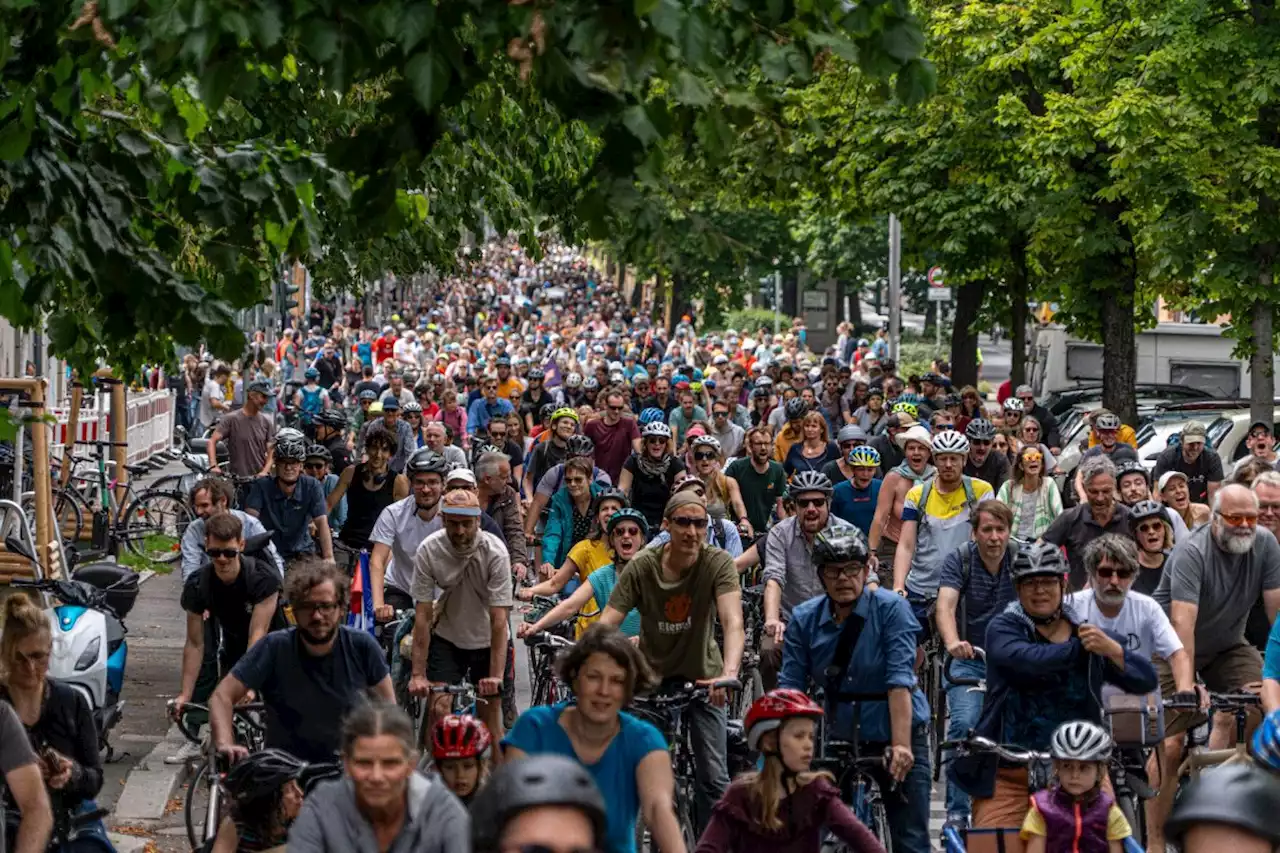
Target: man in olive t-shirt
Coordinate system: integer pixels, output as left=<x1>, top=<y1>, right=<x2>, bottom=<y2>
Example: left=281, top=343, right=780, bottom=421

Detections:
left=726, top=427, right=787, bottom=534
left=600, top=491, right=743, bottom=836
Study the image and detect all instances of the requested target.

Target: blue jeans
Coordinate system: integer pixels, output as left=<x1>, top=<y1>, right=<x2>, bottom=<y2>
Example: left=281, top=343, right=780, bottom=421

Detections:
left=885, top=723, right=933, bottom=853
left=943, top=657, right=987, bottom=820
left=687, top=697, right=730, bottom=836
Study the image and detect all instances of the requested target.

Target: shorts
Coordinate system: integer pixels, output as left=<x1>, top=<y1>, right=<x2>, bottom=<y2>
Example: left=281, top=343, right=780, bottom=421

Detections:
left=427, top=635, right=494, bottom=685
left=876, top=537, right=898, bottom=565
left=1159, top=642, right=1262, bottom=736
left=907, top=594, right=936, bottom=644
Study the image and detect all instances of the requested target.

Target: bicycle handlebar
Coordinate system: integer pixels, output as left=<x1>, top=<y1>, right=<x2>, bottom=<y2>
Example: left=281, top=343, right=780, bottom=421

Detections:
left=430, top=683, right=478, bottom=696
left=940, top=735, right=1050, bottom=766
left=523, top=631, right=574, bottom=650
left=1165, top=691, right=1261, bottom=712
left=170, top=701, right=267, bottom=744
left=943, top=647, right=987, bottom=686
left=636, top=678, right=744, bottom=708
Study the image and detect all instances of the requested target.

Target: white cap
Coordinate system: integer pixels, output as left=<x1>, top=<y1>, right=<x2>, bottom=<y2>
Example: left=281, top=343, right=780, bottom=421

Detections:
left=1157, top=470, right=1187, bottom=492
left=446, top=468, right=477, bottom=487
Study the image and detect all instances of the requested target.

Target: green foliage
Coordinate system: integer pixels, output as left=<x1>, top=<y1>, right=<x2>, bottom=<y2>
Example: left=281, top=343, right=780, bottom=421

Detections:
left=717, top=308, right=782, bottom=336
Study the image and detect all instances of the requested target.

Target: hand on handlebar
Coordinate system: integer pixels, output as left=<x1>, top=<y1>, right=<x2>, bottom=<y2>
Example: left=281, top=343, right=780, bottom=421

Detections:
left=169, top=694, right=190, bottom=720
left=946, top=641, right=975, bottom=660
left=479, top=677, right=503, bottom=697
left=217, top=742, right=249, bottom=764
left=375, top=603, right=394, bottom=621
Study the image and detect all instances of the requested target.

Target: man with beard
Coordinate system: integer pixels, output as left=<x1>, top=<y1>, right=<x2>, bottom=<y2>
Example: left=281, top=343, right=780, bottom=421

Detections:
left=761, top=471, right=859, bottom=691
left=180, top=478, right=282, bottom=582
left=1070, top=534, right=1200, bottom=853
left=1041, top=455, right=1132, bottom=590
left=1153, top=422, right=1223, bottom=505
left=209, top=380, right=276, bottom=480
left=1116, top=460, right=1190, bottom=543
left=962, top=419, right=1009, bottom=491
left=724, top=426, right=786, bottom=535
left=212, top=560, right=394, bottom=763
left=245, top=431, right=333, bottom=569
left=475, top=451, right=528, bottom=580
left=1155, top=485, right=1280, bottom=755
left=408, top=489, right=513, bottom=743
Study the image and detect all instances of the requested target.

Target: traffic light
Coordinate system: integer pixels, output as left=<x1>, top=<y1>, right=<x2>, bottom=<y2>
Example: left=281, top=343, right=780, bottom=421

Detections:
left=282, top=280, right=301, bottom=315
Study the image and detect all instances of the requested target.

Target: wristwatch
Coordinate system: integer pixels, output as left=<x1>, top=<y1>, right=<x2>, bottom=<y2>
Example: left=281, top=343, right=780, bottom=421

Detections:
left=895, top=588, right=908, bottom=598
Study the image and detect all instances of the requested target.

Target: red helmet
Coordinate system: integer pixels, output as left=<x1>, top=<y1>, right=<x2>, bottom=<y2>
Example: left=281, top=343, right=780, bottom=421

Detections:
left=432, top=714, right=492, bottom=761
left=744, top=689, right=824, bottom=751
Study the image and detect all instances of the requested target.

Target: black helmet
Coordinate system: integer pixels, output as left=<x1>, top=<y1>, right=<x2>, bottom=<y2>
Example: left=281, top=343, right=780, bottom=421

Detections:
left=357, top=389, right=378, bottom=402
left=566, top=434, right=595, bottom=457
left=405, top=448, right=449, bottom=475
left=594, top=487, right=628, bottom=507
left=1115, top=460, right=1148, bottom=484
left=246, top=380, right=272, bottom=398
left=223, top=749, right=307, bottom=805
left=304, top=444, right=331, bottom=463
left=314, top=409, right=348, bottom=429
left=785, top=398, right=809, bottom=421
left=1128, top=499, right=1166, bottom=526
left=1166, top=762, right=1280, bottom=847
left=538, top=403, right=557, bottom=422
left=965, top=418, right=996, bottom=441
left=1011, top=541, right=1067, bottom=583
left=813, top=530, right=870, bottom=567
left=790, top=470, right=833, bottom=498
left=527, top=367, right=545, bottom=381
left=470, top=755, right=608, bottom=853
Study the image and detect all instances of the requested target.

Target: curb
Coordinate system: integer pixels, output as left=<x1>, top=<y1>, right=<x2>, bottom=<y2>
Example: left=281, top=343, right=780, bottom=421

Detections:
left=112, top=724, right=190, bottom=822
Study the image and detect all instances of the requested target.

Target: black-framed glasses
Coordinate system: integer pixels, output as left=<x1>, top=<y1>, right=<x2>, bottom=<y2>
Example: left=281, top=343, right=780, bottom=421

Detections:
left=693, top=451, right=718, bottom=461
left=294, top=601, right=341, bottom=615
left=608, top=405, right=625, bottom=412
left=713, top=410, right=729, bottom=417
left=206, top=547, right=241, bottom=559
left=304, top=462, right=326, bottom=472
left=669, top=516, right=709, bottom=529
left=1135, top=521, right=1165, bottom=535
left=820, top=563, right=864, bottom=580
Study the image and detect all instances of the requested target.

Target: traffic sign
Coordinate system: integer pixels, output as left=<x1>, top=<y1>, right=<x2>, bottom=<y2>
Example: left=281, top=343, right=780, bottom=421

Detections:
left=927, top=286, right=952, bottom=302
left=927, top=266, right=945, bottom=287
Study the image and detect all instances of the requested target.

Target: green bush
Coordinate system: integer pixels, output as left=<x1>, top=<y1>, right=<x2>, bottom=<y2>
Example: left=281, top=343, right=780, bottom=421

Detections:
left=715, top=308, right=783, bottom=336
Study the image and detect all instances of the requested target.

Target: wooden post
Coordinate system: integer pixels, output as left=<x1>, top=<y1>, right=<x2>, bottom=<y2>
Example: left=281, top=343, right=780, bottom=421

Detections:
left=60, top=380, right=83, bottom=488
left=107, top=374, right=128, bottom=509
left=0, top=378, right=53, bottom=580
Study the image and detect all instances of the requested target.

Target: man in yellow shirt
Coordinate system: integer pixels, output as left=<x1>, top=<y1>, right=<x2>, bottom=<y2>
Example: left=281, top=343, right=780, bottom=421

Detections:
left=892, top=429, right=994, bottom=634
left=494, top=356, right=525, bottom=402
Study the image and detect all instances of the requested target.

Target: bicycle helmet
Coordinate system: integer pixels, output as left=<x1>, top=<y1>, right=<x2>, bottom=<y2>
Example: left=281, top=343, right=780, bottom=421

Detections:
left=790, top=470, right=833, bottom=497
left=836, top=424, right=869, bottom=444
left=274, top=433, right=308, bottom=462
left=593, top=487, right=628, bottom=510
left=246, top=380, right=272, bottom=397
left=965, top=418, right=996, bottom=441
left=1252, top=709, right=1280, bottom=772
left=565, top=372, right=583, bottom=388
left=1010, top=541, right=1067, bottom=583
left=583, top=377, right=599, bottom=391
left=641, top=421, right=672, bottom=440
left=1166, top=761, right=1280, bottom=846
left=691, top=435, right=722, bottom=454
left=891, top=401, right=919, bottom=418
left=606, top=508, right=650, bottom=540
left=784, top=398, right=809, bottom=421
left=538, top=403, right=557, bottom=423
left=406, top=448, right=450, bottom=475
left=744, top=689, right=824, bottom=751
left=474, top=443, right=504, bottom=457
left=566, top=435, right=595, bottom=457
left=223, top=748, right=308, bottom=804
left=812, top=529, right=870, bottom=567
left=357, top=389, right=378, bottom=402
left=1128, top=499, right=1166, bottom=526
left=1002, top=397, right=1023, bottom=413
left=401, top=400, right=422, bottom=415
left=930, top=430, right=970, bottom=456
left=313, top=409, right=348, bottom=429
left=639, top=407, right=665, bottom=426
left=526, top=367, right=544, bottom=381
left=471, top=755, right=608, bottom=853
left=1049, top=720, right=1112, bottom=762
left=751, top=386, right=771, bottom=400
left=897, top=392, right=923, bottom=405
left=304, top=444, right=331, bottom=463
left=432, top=714, right=492, bottom=761
left=1115, top=460, right=1148, bottom=483
left=1094, top=411, right=1122, bottom=431
left=551, top=406, right=580, bottom=424
left=304, top=367, right=319, bottom=380
left=276, top=427, right=306, bottom=444
left=942, top=393, right=961, bottom=408
left=847, top=446, right=881, bottom=468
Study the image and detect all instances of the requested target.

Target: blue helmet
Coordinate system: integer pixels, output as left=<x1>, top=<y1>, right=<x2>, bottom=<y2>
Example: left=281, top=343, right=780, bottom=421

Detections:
left=639, top=407, right=665, bottom=426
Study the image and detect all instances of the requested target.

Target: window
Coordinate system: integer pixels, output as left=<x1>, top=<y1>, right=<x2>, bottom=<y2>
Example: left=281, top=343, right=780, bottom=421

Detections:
left=1205, top=416, right=1233, bottom=451
left=1169, top=362, right=1240, bottom=399
left=1065, top=344, right=1104, bottom=381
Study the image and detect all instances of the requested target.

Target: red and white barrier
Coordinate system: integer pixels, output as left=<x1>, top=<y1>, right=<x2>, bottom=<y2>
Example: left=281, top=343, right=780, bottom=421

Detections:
left=48, top=390, right=174, bottom=474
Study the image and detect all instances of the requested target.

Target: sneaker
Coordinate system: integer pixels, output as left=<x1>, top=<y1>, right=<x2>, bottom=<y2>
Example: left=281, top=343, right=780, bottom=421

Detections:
left=164, top=740, right=205, bottom=764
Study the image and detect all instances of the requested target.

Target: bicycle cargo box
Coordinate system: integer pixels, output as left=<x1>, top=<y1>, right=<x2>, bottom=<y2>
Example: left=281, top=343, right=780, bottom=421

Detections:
left=961, top=828, right=1025, bottom=853
left=1105, top=692, right=1163, bottom=747
left=72, top=563, right=139, bottom=619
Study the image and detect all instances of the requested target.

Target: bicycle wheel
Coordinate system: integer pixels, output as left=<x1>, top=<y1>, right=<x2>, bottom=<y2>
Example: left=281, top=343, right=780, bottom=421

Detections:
left=22, top=487, right=86, bottom=544
left=868, top=797, right=892, bottom=851
left=122, top=489, right=192, bottom=564
left=184, top=760, right=221, bottom=849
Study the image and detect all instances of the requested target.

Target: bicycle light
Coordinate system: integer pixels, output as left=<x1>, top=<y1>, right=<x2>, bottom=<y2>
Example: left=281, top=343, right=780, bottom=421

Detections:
left=75, top=636, right=101, bottom=671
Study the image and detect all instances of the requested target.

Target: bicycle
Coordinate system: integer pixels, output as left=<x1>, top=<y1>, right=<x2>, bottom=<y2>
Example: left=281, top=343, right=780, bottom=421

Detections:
left=630, top=678, right=741, bottom=852
left=732, top=583, right=766, bottom=719
left=938, top=735, right=1051, bottom=853
left=172, top=700, right=268, bottom=849
left=523, top=630, right=575, bottom=706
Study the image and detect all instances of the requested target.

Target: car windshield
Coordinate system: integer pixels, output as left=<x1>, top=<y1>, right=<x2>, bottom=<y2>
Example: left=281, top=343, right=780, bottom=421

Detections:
left=1207, top=416, right=1234, bottom=449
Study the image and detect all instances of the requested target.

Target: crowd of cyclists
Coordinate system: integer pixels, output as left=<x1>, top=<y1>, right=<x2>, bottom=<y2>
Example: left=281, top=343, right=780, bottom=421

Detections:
left=8, top=238, right=1280, bottom=853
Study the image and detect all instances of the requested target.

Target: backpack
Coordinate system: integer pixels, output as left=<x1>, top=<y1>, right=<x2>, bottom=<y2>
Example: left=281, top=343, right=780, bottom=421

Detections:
left=916, top=475, right=978, bottom=534
left=953, top=540, right=1019, bottom=642
left=298, top=386, right=324, bottom=424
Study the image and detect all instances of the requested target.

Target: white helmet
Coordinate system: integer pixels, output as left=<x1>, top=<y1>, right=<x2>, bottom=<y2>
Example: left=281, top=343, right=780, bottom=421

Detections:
left=566, top=372, right=583, bottom=388
left=930, top=430, right=970, bottom=456
left=1050, top=720, right=1112, bottom=763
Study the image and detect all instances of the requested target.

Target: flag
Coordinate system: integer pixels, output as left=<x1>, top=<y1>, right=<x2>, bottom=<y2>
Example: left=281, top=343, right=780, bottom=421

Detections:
left=543, top=354, right=562, bottom=389
left=347, top=551, right=376, bottom=637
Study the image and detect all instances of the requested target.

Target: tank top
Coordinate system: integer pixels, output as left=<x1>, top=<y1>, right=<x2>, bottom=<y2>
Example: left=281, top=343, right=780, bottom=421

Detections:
left=339, top=463, right=398, bottom=549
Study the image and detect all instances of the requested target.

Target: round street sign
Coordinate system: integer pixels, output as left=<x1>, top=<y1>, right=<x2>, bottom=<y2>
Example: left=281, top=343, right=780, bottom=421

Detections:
left=927, top=266, right=945, bottom=287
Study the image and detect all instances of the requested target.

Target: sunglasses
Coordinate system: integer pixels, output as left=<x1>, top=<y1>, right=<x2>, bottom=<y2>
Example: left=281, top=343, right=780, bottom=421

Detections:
left=304, top=462, right=326, bottom=471
left=1095, top=567, right=1135, bottom=580
left=669, top=516, right=709, bottom=529
left=796, top=497, right=827, bottom=509
left=1135, top=521, right=1165, bottom=535
left=646, top=437, right=668, bottom=444
left=1217, top=511, right=1258, bottom=527
left=693, top=451, right=718, bottom=461
left=206, top=547, right=241, bottom=559
left=608, top=405, right=625, bottom=412
left=713, top=410, right=729, bottom=417
left=1022, top=451, right=1043, bottom=462
left=613, top=525, right=643, bottom=538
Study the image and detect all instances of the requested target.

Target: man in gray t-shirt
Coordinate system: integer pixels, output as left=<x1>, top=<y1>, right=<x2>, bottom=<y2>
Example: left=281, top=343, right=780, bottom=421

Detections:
left=1154, top=484, right=1280, bottom=740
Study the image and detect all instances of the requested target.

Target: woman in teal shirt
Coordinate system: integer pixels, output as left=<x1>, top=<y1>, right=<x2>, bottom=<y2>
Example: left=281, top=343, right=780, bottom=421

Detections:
left=503, top=625, right=682, bottom=853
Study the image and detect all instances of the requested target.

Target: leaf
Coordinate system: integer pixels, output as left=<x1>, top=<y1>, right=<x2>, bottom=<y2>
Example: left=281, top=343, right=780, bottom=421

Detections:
left=198, top=61, right=240, bottom=111
left=115, top=131, right=152, bottom=157
left=0, top=120, right=31, bottom=161
left=682, top=11, right=709, bottom=65
left=650, top=0, right=684, bottom=40
left=760, top=42, right=791, bottom=82
left=254, top=4, right=283, bottom=47
left=301, top=20, right=340, bottom=63
left=673, top=70, right=712, bottom=106
left=622, top=104, right=659, bottom=146
left=104, top=0, right=138, bottom=17
left=881, top=20, right=925, bottom=63
left=634, top=0, right=661, bottom=16
left=406, top=50, right=449, bottom=112
left=894, top=59, right=936, bottom=106
left=399, top=3, right=435, bottom=53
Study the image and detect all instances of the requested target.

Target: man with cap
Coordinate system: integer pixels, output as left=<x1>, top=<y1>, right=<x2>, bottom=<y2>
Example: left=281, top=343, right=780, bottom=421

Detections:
left=1159, top=469, right=1211, bottom=531
left=1153, top=422, right=1223, bottom=506
left=870, top=424, right=936, bottom=568
left=1232, top=420, right=1280, bottom=476
left=1014, top=384, right=1061, bottom=451
left=408, top=488, right=514, bottom=742
left=209, top=379, right=277, bottom=479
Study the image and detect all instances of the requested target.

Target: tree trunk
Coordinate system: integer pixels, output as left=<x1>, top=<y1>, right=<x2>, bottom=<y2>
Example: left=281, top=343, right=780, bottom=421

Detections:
left=1101, top=272, right=1138, bottom=425
left=924, top=300, right=936, bottom=336
left=1251, top=298, right=1274, bottom=428
left=1009, top=236, right=1030, bottom=387
left=950, top=277, right=986, bottom=388
left=834, top=279, right=845, bottom=324
left=846, top=279, right=864, bottom=329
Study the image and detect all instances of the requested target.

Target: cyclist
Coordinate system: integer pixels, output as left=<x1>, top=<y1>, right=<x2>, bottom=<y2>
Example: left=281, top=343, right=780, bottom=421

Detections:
left=181, top=478, right=283, bottom=582
left=422, top=420, right=468, bottom=469
left=366, top=448, right=447, bottom=618
left=831, top=446, right=882, bottom=537
left=430, top=715, right=491, bottom=806
left=1068, top=534, right=1199, bottom=852
left=305, top=445, right=345, bottom=535
left=312, top=409, right=352, bottom=476
left=1231, top=420, right=1280, bottom=476
left=762, top=471, right=858, bottom=691
left=869, top=423, right=933, bottom=567
left=212, top=560, right=394, bottom=764
left=245, top=430, right=334, bottom=570
left=866, top=410, right=913, bottom=476
left=777, top=529, right=931, bottom=853
left=350, top=389, right=377, bottom=437
left=698, top=690, right=885, bottom=853
left=1041, top=455, right=1132, bottom=590
left=540, top=457, right=607, bottom=577
left=293, top=367, right=330, bottom=437
left=668, top=386, right=707, bottom=446
left=584, top=388, right=641, bottom=484
left=212, top=749, right=311, bottom=853
left=504, top=624, right=681, bottom=853
left=208, top=379, right=276, bottom=479
left=618, top=421, right=684, bottom=532
left=521, top=488, right=627, bottom=606
left=1072, top=411, right=1138, bottom=501
left=1012, top=385, right=1062, bottom=451
left=474, top=449, right=529, bottom=578
left=1159, top=469, right=1212, bottom=531
left=962, top=418, right=1009, bottom=490
left=470, top=754, right=608, bottom=853
left=725, top=426, right=789, bottom=536
left=959, top=542, right=1157, bottom=828
left=288, top=702, right=468, bottom=853
left=466, top=374, right=515, bottom=438
left=822, top=424, right=870, bottom=486
left=1152, top=422, right=1222, bottom=505
left=519, top=369, right=553, bottom=434
left=1019, top=721, right=1132, bottom=852
left=1115, top=460, right=1189, bottom=542
left=892, top=430, right=993, bottom=638
left=407, top=489, right=513, bottom=742
left=597, top=491, right=744, bottom=836
left=1165, top=761, right=1280, bottom=853
left=935, top=500, right=1018, bottom=829
left=324, top=425, right=407, bottom=569
left=1127, top=499, right=1172, bottom=594
left=772, top=398, right=809, bottom=463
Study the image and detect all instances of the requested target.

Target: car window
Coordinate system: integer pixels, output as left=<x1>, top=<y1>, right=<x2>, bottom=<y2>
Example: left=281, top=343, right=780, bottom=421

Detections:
left=1207, top=416, right=1233, bottom=450
left=1169, top=362, right=1241, bottom=399
left=1065, top=344, right=1104, bottom=381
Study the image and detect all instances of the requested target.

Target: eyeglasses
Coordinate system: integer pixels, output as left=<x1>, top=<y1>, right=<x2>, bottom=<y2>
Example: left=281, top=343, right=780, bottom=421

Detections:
left=796, top=497, right=827, bottom=509
left=1260, top=502, right=1280, bottom=514
left=1094, top=567, right=1135, bottom=580
left=613, top=525, right=642, bottom=538
left=669, top=516, right=709, bottom=529
left=693, top=451, right=718, bottom=461
left=608, top=405, right=625, bottom=412
left=713, top=410, right=729, bottom=417
left=1023, top=426, right=1040, bottom=434
left=1020, top=576, right=1061, bottom=590
left=1135, top=521, right=1165, bottom=535
left=294, top=601, right=341, bottom=615
left=1217, top=511, right=1258, bottom=527
left=565, top=477, right=589, bottom=486
left=304, top=463, right=326, bottom=472
left=206, top=547, right=241, bottom=559
left=1023, top=451, right=1043, bottom=462
left=645, top=437, right=668, bottom=444
left=820, top=563, right=864, bottom=580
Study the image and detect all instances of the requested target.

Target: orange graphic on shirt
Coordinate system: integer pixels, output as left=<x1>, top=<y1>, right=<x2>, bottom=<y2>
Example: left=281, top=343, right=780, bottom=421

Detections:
left=664, top=593, right=692, bottom=624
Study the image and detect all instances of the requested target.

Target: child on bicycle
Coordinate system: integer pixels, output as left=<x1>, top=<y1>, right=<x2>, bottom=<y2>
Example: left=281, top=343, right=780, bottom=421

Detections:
left=1019, top=720, right=1132, bottom=853
left=430, top=714, right=492, bottom=805
left=212, top=749, right=315, bottom=853
left=695, top=690, right=887, bottom=853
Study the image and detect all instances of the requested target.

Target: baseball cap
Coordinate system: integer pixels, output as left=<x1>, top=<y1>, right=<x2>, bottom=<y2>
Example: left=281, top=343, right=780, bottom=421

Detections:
left=381, top=396, right=400, bottom=411
left=446, top=467, right=477, bottom=487
left=440, top=489, right=481, bottom=517
left=1181, top=423, right=1207, bottom=444
left=1250, top=421, right=1275, bottom=438
left=1157, top=470, right=1188, bottom=492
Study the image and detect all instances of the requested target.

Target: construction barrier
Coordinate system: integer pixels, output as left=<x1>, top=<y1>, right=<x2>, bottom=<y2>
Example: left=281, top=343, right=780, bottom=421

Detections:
left=48, top=389, right=174, bottom=473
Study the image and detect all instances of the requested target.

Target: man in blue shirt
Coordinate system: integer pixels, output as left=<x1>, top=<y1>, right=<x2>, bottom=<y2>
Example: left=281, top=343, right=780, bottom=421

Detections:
left=245, top=432, right=333, bottom=568
left=831, top=446, right=882, bottom=536
left=467, top=374, right=515, bottom=437
left=779, top=529, right=932, bottom=853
